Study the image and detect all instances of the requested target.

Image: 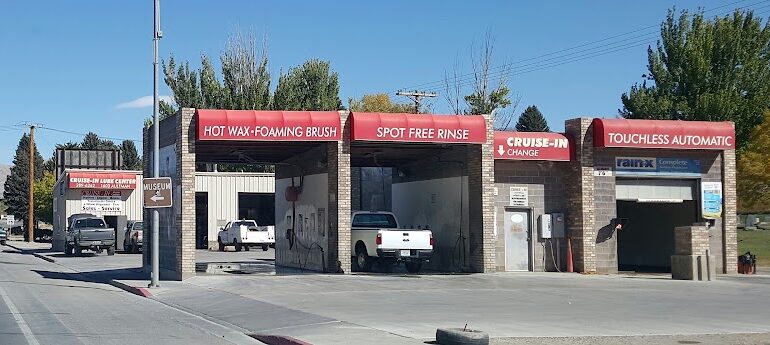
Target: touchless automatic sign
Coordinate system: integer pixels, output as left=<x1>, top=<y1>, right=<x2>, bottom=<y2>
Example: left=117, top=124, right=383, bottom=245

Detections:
left=592, top=118, right=735, bottom=150
left=493, top=131, right=571, bottom=161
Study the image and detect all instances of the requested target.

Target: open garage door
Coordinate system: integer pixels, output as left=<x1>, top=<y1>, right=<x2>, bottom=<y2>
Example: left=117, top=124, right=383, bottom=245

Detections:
left=616, top=179, right=698, bottom=272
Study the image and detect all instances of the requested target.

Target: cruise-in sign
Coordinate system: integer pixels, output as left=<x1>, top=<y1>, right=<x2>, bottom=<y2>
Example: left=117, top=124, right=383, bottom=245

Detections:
left=494, top=131, right=571, bottom=161
left=143, top=177, right=172, bottom=208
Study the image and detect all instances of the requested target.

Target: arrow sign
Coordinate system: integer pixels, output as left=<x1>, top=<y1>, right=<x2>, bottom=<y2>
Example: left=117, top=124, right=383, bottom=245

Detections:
left=150, top=192, right=165, bottom=202
left=497, top=145, right=505, bottom=156
left=143, top=177, right=173, bottom=208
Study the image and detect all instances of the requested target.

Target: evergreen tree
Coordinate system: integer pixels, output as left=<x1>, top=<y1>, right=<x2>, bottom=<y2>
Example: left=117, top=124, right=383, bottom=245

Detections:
left=514, top=105, right=550, bottom=132
left=121, top=140, right=142, bottom=170
left=3, top=134, right=44, bottom=222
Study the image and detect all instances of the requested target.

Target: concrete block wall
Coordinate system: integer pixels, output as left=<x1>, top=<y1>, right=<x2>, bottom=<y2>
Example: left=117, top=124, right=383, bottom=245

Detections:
left=564, top=118, right=597, bottom=273
left=593, top=148, right=724, bottom=273
left=675, top=225, right=710, bottom=255
left=493, top=160, right=568, bottom=272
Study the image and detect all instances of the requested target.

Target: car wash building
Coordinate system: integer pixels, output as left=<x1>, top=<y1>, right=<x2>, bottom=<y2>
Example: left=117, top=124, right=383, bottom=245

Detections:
left=145, top=108, right=736, bottom=280
left=52, top=169, right=144, bottom=252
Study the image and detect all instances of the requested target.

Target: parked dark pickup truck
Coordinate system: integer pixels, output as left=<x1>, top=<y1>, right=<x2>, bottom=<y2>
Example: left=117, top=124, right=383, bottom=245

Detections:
left=65, top=214, right=115, bottom=256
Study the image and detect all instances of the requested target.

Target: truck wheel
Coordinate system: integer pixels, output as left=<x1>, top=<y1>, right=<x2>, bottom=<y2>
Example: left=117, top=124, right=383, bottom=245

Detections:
left=435, top=328, right=489, bottom=345
left=218, top=238, right=225, bottom=252
left=244, top=245, right=250, bottom=251
left=73, top=245, right=82, bottom=256
left=1, top=240, right=6, bottom=246
left=132, top=242, right=139, bottom=254
left=405, top=262, right=422, bottom=274
left=107, top=246, right=115, bottom=256
left=235, top=241, right=242, bottom=252
left=262, top=245, right=269, bottom=251
left=65, top=245, right=73, bottom=256
left=354, top=245, right=372, bottom=272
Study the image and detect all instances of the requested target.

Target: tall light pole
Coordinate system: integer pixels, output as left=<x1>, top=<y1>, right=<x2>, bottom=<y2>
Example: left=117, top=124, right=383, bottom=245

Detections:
left=150, top=0, right=162, bottom=288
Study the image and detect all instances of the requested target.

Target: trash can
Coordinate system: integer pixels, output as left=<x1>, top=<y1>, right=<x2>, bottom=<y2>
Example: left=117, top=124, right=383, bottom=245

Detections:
left=738, top=252, right=757, bottom=274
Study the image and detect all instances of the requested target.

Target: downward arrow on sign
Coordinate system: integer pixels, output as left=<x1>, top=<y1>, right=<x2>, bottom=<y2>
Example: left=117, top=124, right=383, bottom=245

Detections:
left=497, top=145, right=505, bottom=156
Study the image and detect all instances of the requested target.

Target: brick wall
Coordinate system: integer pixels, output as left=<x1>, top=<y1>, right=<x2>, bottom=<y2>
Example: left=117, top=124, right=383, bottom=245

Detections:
left=564, top=118, right=597, bottom=273
left=493, top=160, right=568, bottom=272
left=176, top=108, right=196, bottom=280
left=467, top=113, right=496, bottom=273
left=722, top=149, right=738, bottom=273
left=330, top=111, right=351, bottom=273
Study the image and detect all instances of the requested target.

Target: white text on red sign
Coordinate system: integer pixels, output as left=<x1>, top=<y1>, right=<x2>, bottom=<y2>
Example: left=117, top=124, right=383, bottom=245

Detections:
left=607, top=133, right=733, bottom=147
left=202, top=125, right=338, bottom=138
left=376, top=127, right=470, bottom=140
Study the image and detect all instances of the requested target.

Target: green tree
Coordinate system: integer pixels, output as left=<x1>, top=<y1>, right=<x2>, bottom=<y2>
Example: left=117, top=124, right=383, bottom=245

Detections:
left=738, top=111, right=770, bottom=212
left=621, top=8, right=770, bottom=150
left=160, top=32, right=272, bottom=120
left=348, top=93, right=415, bottom=113
left=121, top=140, right=142, bottom=170
left=273, top=59, right=342, bottom=111
left=3, top=134, right=44, bottom=223
left=33, top=171, right=55, bottom=225
left=514, top=105, right=550, bottom=132
left=81, top=132, right=118, bottom=150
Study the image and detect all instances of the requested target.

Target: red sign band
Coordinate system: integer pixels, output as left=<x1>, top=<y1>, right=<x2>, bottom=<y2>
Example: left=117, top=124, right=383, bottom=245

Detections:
left=494, top=131, right=572, bottom=161
left=592, top=118, right=735, bottom=150
left=351, top=112, right=486, bottom=144
left=68, top=172, right=137, bottom=190
left=197, top=109, right=342, bottom=141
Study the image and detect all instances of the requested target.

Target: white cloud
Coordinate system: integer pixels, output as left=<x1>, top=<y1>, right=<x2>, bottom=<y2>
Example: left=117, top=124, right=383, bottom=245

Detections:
left=116, top=95, right=174, bottom=109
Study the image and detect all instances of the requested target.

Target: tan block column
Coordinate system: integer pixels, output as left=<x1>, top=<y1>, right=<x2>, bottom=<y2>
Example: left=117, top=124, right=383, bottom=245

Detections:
left=564, top=118, right=597, bottom=273
left=722, top=149, right=737, bottom=274
left=176, top=108, right=196, bottom=279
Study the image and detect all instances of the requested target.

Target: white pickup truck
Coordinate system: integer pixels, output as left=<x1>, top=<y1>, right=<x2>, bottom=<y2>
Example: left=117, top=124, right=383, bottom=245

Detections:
left=217, top=220, right=275, bottom=252
left=351, top=211, right=433, bottom=273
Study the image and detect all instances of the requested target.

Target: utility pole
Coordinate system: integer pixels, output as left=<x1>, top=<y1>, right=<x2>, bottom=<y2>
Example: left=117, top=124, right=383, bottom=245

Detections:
left=396, top=90, right=437, bottom=114
left=27, top=124, right=36, bottom=243
left=150, top=0, right=162, bottom=288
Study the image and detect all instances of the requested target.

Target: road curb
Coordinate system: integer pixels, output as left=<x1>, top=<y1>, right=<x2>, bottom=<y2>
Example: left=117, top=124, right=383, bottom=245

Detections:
left=5, top=243, right=57, bottom=263
left=249, top=334, right=312, bottom=345
left=108, top=279, right=153, bottom=298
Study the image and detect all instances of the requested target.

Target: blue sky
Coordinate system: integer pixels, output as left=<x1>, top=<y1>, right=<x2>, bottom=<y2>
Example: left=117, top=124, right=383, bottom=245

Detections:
left=0, top=0, right=761, bottom=164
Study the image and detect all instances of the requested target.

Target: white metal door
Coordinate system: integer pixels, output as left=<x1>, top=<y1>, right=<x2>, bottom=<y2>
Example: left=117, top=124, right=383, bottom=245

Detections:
left=504, top=210, right=530, bottom=271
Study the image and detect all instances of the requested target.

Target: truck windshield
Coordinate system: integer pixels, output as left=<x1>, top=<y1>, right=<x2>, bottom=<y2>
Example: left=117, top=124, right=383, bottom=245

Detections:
left=353, top=214, right=398, bottom=228
left=234, top=221, right=257, bottom=227
left=74, top=218, right=106, bottom=228
left=133, top=222, right=143, bottom=230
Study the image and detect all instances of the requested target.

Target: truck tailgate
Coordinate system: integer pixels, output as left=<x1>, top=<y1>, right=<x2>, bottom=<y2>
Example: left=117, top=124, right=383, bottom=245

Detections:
left=379, top=230, right=432, bottom=250
left=79, top=228, right=115, bottom=242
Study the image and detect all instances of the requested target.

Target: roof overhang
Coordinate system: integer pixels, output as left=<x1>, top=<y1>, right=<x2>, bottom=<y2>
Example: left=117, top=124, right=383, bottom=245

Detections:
left=350, top=112, right=486, bottom=144
left=196, top=109, right=342, bottom=141
left=592, top=118, right=735, bottom=150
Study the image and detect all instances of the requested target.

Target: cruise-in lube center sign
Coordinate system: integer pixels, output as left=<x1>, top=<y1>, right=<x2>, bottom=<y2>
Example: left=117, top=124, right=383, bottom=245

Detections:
left=196, top=109, right=342, bottom=141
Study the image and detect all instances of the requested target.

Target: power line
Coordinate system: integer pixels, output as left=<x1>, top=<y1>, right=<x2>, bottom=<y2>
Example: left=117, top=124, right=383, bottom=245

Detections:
left=37, top=126, right=141, bottom=143
left=394, top=0, right=766, bottom=93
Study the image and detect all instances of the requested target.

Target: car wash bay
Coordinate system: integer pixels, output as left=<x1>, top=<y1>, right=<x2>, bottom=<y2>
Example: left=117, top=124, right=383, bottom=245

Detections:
left=348, top=112, right=493, bottom=273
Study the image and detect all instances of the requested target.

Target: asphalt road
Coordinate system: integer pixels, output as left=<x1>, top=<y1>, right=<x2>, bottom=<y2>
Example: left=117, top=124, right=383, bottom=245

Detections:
left=0, top=245, right=258, bottom=345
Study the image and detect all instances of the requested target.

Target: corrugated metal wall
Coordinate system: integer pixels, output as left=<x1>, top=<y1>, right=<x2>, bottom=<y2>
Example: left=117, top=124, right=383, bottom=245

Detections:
left=195, top=172, right=275, bottom=249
